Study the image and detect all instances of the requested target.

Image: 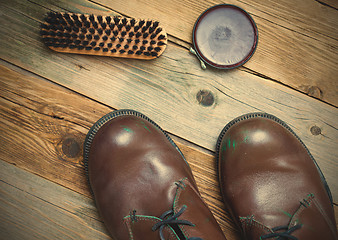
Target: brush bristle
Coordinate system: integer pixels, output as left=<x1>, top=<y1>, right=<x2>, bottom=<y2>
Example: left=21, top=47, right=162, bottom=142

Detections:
left=41, top=12, right=167, bottom=59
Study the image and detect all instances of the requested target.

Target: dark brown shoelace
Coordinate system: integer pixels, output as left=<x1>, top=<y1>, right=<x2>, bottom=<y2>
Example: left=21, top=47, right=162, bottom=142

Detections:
left=260, top=224, right=302, bottom=240
left=152, top=205, right=203, bottom=240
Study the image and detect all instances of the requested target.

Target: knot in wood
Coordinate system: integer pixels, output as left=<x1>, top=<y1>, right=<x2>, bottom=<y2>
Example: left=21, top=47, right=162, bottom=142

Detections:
left=196, top=90, right=214, bottom=106
left=310, top=125, right=321, bottom=136
left=62, top=137, right=80, bottom=158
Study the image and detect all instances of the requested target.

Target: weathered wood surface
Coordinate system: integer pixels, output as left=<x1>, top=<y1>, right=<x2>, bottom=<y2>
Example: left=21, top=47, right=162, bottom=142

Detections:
left=94, top=0, right=338, bottom=105
left=13, top=0, right=337, bottom=105
left=0, top=0, right=337, bottom=238
left=0, top=160, right=111, bottom=239
left=1, top=61, right=336, bottom=239
left=319, top=0, right=338, bottom=10
left=0, top=63, right=239, bottom=239
left=1, top=0, right=337, bottom=200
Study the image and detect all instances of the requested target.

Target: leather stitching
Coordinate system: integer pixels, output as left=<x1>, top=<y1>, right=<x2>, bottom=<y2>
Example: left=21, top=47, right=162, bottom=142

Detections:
left=312, top=198, right=337, bottom=237
left=289, top=193, right=314, bottom=226
left=123, top=216, right=179, bottom=240
left=239, top=215, right=273, bottom=235
left=173, top=177, right=190, bottom=239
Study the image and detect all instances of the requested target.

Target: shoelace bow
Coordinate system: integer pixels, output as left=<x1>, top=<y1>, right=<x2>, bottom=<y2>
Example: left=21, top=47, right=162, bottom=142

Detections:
left=151, top=205, right=203, bottom=240
left=260, top=224, right=302, bottom=240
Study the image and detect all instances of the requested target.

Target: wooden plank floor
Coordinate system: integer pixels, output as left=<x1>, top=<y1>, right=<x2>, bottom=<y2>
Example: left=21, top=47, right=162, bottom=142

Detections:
left=0, top=0, right=337, bottom=239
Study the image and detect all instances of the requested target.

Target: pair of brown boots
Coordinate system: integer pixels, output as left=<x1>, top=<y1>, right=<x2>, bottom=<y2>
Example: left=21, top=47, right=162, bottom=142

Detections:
left=84, top=110, right=337, bottom=240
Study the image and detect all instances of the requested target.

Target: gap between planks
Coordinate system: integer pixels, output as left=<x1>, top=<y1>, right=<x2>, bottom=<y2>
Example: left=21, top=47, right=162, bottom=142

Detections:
left=0, top=0, right=337, bottom=201
left=1, top=61, right=337, bottom=237
left=0, top=159, right=111, bottom=240
left=5, top=0, right=338, bottom=105
left=90, top=0, right=338, bottom=105
left=0, top=61, right=240, bottom=239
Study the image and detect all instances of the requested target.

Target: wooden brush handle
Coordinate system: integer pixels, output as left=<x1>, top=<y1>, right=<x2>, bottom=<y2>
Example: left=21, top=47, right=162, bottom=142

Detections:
left=41, top=12, right=168, bottom=60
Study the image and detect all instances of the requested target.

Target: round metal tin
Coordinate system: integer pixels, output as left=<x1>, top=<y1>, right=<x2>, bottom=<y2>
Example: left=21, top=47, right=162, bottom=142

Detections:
left=192, top=4, right=258, bottom=69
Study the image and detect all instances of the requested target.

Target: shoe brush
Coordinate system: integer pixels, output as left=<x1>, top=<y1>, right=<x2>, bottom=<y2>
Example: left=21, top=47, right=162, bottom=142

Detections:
left=40, top=12, right=167, bottom=60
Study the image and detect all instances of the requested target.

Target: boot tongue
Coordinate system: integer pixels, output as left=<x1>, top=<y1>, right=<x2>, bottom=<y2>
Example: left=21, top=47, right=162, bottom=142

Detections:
left=123, top=178, right=226, bottom=240
left=241, top=193, right=337, bottom=240
left=238, top=197, right=308, bottom=239
left=288, top=194, right=337, bottom=240
left=239, top=214, right=300, bottom=239
left=171, top=178, right=227, bottom=240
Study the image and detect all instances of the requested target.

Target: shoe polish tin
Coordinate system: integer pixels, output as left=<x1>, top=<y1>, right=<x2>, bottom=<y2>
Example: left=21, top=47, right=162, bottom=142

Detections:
left=191, top=4, right=258, bottom=69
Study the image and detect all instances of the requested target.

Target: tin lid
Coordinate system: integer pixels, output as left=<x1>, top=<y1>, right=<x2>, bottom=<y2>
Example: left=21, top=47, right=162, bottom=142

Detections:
left=192, top=4, right=258, bottom=69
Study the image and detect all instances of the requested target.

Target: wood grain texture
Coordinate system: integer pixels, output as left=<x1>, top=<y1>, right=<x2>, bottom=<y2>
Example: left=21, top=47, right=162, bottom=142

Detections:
left=93, top=0, right=338, bottom=105
left=0, top=63, right=239, bottom=239
left=41, top=13, right=168, bottom=60
left=0, top=61, right=337, bottom=238
left=317, top=0, right=338, bottom=10
left=0, top=0, right=337, bottom=200
left=4, top=0, right=338, bottom=106
left=0, top=160, right=111, bottom=239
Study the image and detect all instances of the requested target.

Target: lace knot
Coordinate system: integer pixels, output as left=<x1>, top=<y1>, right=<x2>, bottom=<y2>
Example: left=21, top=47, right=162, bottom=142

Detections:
left=261, top=224, right=302, bottom=240
left=152, top=205, right=203, bottom=240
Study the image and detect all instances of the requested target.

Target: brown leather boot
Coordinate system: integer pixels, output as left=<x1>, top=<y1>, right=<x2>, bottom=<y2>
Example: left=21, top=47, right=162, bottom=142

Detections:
left=216, top=113, right=337, bottom=240
left=84, top=110, right=226, bottom=240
